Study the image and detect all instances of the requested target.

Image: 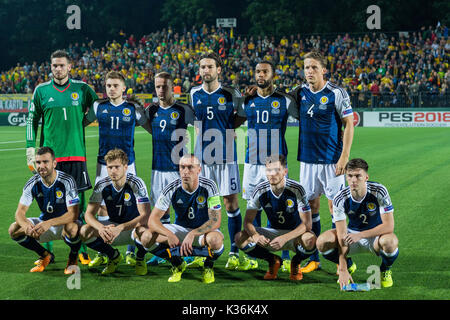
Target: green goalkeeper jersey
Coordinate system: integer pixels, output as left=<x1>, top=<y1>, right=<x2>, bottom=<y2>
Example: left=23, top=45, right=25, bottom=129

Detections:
left=26, top=79, right=98, bottom=161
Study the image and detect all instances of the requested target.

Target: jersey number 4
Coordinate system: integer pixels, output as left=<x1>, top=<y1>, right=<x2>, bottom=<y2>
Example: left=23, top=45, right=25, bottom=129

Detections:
left=307, top=104, right=314, bottom=117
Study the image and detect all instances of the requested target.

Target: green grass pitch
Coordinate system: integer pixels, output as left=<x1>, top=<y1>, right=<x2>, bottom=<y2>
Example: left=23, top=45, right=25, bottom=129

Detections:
left=0, top=125, right=449, bottom=300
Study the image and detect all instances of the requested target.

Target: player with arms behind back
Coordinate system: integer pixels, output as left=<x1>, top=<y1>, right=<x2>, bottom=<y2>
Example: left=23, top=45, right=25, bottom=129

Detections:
left=83, top=71, right=147, bottom=267
left=142, top=72, right=195, bottom=266
left=289, top=51, right=354, bottom=273
left=190, top=52, right=244, bottom=270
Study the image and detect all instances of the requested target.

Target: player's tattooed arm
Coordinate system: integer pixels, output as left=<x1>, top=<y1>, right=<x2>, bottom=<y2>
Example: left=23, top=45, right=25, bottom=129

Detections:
left=195, top=209, right=221, bottom=235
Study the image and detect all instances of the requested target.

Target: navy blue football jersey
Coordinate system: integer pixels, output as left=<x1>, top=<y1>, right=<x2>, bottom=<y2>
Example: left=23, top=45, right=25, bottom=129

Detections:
left=190, top=84, right=242, bottom=164
left=238, top=91, right=298, bottom=165
left=155, top=176, right=221, bottom=229
left=89, top=173, right=150, bottom=224
left=247, top=178, right=311, bottom=230
left=290, top=82, right=353, bottom=164
left=88, top=99, right=146, bottom=165
left=19, top=170, right=80, bottom=221
left=145, top=102, right=194, bottom=171
left=333, top=181, right=394, bottom=231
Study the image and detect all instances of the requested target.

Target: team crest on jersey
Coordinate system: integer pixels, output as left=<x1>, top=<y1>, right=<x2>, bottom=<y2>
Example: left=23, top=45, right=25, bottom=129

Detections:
left=286, top=199, right=295, bottom=212
left=71, top=93, right=79, bottom=101
left=122, top=108, right=131, bottom=116
left=286, top=199, right=294, bottom=208
left=271, top=100, right=280, bottom=114
left=56, top=190, right=64, bottom=199
left=217, top=97, right=226, bottom=105
left=124, top=192, right=131, bottom=201
left=367, top=202, right=377, bottom=211
left=170, top=111, right=180, bottom=120
left=197, top=195, right=206, bottom=208
left=320, top=96, right=328, bottom=104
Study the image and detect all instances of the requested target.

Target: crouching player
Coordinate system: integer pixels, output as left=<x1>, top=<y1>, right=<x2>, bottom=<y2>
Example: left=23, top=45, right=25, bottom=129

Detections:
left=80, top=148, right=151, bottom=275
left=9, top=147, right=82, bottom=274
left=316, top=158, right=399, bottom=289
left=135, top=154, right=224, bottom=284
left=235, top=154, right=317, bottom=281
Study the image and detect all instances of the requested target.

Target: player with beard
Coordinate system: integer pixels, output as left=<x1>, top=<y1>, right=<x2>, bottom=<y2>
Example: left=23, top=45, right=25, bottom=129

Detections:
left=234, top=61, right=299, bottom=271
left=190, top=52, right=244, bottom=270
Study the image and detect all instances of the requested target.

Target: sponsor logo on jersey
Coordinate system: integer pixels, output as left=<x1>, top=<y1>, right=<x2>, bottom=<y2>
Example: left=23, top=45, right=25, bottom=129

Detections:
left=250, top=102, right=256, bottom=108
left=71, top=93, right=79, bottom=101
left=56, top=190, right=63, bottom=199
left=122, top=108, right=131, bottom=116
left=196, top=99, right=202, bottom=105
left=170, top=111, right=180, bottom=120
left=320, top=96, right=328, bottom=104
left=48, top=97, right=55, bottom=102
left=367, top=202, right=376, bottom=211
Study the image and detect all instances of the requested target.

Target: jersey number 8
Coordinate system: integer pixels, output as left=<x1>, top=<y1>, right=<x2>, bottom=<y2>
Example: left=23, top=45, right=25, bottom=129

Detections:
left=188, top=207, right=195, bottom=219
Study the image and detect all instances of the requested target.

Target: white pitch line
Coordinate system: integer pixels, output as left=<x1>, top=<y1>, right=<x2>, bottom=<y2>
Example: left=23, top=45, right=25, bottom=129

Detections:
left=0, top=140, right=25, bottom=144
left=0, top=148, right=25, bottom=152
left=0, top=131, right=149, bottom=152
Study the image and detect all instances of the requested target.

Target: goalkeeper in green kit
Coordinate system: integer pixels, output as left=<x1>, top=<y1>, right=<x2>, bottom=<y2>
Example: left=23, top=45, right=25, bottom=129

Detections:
left=26, top=50, right=98, bottom=265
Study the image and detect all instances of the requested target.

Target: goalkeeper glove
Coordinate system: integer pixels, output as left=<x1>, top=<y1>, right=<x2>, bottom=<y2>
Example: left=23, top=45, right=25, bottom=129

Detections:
left=26, top=147, right=37, bottom=174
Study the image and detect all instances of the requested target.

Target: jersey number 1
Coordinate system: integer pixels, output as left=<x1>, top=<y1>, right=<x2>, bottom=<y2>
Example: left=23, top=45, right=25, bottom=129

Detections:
left=111, top=116, right=120, bottom=129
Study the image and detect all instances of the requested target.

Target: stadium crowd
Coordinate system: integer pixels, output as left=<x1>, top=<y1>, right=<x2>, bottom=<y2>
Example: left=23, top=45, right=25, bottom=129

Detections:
left=1, top=24, right=449, bottom=107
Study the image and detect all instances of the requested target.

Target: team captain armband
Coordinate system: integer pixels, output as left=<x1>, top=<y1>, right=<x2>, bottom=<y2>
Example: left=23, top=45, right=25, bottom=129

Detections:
left=207, top=195, right=222, bottom=211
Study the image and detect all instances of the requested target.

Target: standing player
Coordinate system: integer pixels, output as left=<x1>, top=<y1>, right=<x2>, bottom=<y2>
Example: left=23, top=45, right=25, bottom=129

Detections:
left=190, top=52, right=243, bottom=270
left=26, top=50, right=98, bottom=264
left=9, top=147, right=82, bottom=274
left=143, top=72, right=195, bottom=265
left=235, top=60, right=299, bottom=271
left=136, top=154, right=224, bottom=283
left=80, top=148, right=151, bottom=275
left=289, top=51, right=354, bottom=273
left=316, top=158, right=399, bottom=288
left=83, top=71, right=146, bottom=267
left=234, top=155, right=316, bottom=281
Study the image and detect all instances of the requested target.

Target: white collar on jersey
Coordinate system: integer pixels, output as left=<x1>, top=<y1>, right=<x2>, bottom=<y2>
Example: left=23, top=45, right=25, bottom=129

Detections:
left=350, top=182, right=368, bottom=203
left=308, top=81, right=329, bottom=94
left=158, top=102, right=176, bottom=110
left=269, top=179, right=286, bottom=199
left=257, top=89, right=275, bottom=99
left=202, top=83, right=222, bottom=95
left=181, top=181, right=199, bottom=195
left=110, top=99, right=127, bottom=107
left=41, top=170, right=59, bottom=189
